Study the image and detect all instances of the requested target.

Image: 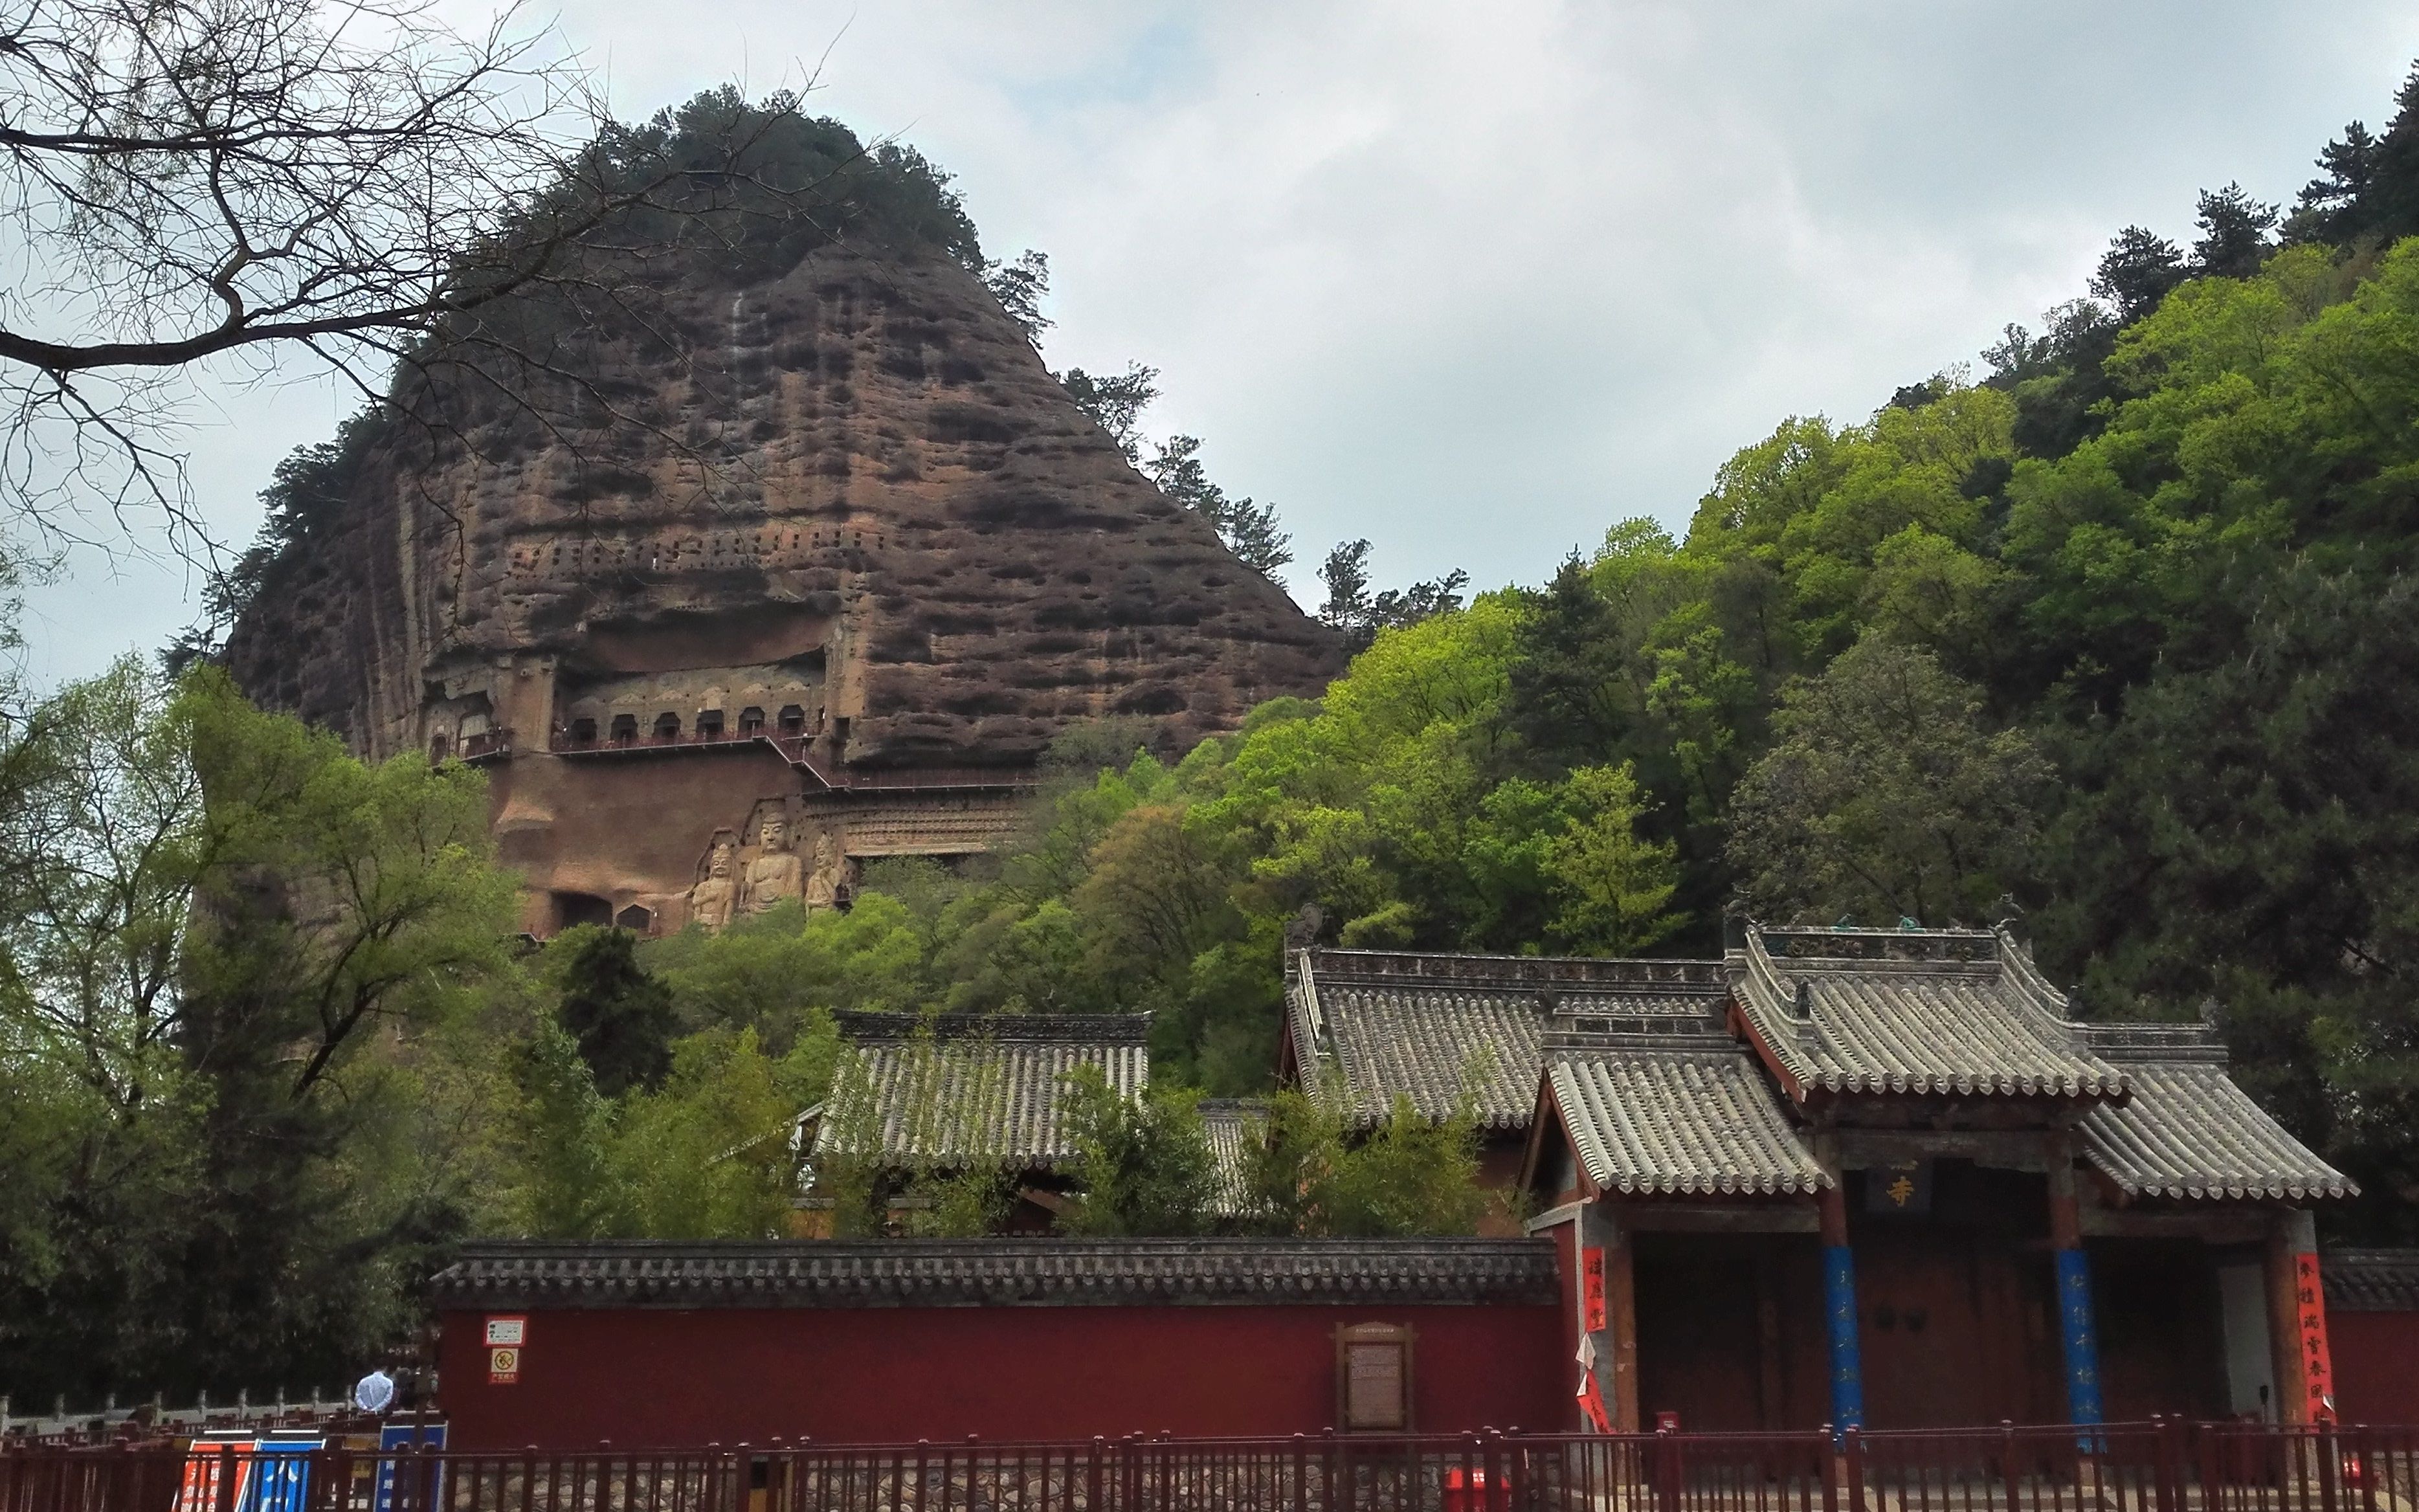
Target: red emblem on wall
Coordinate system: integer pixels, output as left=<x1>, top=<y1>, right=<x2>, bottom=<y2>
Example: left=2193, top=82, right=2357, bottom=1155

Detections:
left=1582, top=1247, right=1607, bottom=1334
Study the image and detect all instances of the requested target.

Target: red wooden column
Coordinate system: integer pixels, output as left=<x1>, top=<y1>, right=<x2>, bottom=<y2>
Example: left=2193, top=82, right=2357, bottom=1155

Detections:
left=1604, top=1217, right=1639, bottom=1432
left=2265, top=1208, right=2337, bottom=1423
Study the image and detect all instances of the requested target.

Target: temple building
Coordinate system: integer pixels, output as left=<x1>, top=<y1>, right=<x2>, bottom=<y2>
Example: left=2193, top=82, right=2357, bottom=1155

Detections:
left=428, top=926, right=2407, bottom=1445
left=794, top=1012, right=1154, bottom=1233
left=1282, top=920, right=2352, bottom=1431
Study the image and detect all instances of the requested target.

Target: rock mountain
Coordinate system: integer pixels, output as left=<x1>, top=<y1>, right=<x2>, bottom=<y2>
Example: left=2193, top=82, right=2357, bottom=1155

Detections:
left=224, top=120, right=1341, bottom=935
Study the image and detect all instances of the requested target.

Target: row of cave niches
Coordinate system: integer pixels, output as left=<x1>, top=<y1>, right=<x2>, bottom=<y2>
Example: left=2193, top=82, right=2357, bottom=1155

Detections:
left=557, top=703, right=816, bottom=750
left=423, top=704, right=821, bottom=763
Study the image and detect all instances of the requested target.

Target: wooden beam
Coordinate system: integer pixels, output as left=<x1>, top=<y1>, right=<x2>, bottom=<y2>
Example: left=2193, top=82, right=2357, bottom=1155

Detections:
left=1618, top=1204, right=1821, bottom=1234
left=2076, top=1208, right=2270, bottom=1241
left=1837, top=1128, right=2053, bottom=1172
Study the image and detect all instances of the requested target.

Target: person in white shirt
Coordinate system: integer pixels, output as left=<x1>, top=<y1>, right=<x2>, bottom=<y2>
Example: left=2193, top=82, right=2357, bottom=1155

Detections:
left=353, top=1364, right=396, bottom=1414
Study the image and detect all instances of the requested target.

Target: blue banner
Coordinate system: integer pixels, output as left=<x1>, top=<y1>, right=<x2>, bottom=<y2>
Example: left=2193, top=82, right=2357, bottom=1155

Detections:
left=1823, top=1244, right=1864, bottom=1432
left=2055, top=1247, right=2104, bottom=1428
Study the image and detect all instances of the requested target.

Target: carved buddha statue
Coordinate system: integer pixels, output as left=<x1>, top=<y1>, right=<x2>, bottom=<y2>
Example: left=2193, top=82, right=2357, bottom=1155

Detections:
left=803, top=831, right=843, bottom=911
left=687, top=839, right=739, bottom=932
left=742, top=815, right=803, bottom=914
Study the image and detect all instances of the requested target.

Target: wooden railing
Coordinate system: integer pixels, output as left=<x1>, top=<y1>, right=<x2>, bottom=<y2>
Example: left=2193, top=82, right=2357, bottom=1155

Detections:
left=3, top=1421, right=2412, bottom=1512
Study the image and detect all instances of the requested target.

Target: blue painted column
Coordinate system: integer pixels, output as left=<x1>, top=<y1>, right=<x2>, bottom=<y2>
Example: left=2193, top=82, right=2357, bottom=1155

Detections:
left=2048, top=1142, right=2104, bottom=1427
left=2054, top=1248, right=2105, bottom=1426
left=1819, top=1181, right=1864, bottom=1432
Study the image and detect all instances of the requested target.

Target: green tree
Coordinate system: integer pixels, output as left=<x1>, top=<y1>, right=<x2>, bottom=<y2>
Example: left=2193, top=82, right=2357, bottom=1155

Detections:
left=1058, top=1063, right=1219, bottom=1236
left=1243, top=1082, right=1486, bottom=1238
left=0, top=658, right=530, bottom=1401
left=548, top=926, right=677, bottom=1095
left=1726, top=638, right=2050, bottom=927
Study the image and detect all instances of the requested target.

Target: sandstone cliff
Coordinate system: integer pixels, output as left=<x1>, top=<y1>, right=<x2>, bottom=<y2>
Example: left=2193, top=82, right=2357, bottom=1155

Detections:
left=223, top=154, right=1343, bottom=933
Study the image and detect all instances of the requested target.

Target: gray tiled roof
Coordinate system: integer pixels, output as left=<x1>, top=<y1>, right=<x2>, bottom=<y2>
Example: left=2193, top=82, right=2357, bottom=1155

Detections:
left=2324, top=1249, right=2419, bottom=1311
left=818, top=1013, right=1148, bottom=1170
left=2079, top=1030, right=2353, bottom=1201
left=1548, top=1036, right=1829, bottom=1196
left=429, top=1238, right=1561, bottom=1309
left=1288, top=949, right=1726, bottom=1129
left=1732, top=924, right=2123, bottom=1099
left=1196, top=1099, right=1265, bottom=1217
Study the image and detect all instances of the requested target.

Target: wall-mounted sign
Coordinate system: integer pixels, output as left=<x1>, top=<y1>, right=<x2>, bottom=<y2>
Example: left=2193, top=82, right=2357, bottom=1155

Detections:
left=1336, top=1322, right=1414, bottom=1432
left=484, top=1315, right=527, bottom=1348
left=1864, top=1160, right=1932, bottom=1215
left=2293, top=1253, right=2337, bottom=1421
left=1581, top=1247, right=1607, bottom=1333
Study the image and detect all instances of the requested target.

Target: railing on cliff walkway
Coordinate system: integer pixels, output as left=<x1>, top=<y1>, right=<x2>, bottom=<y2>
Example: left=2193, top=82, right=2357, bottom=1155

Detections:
left=5, top=1421, right=2414, bottom=1512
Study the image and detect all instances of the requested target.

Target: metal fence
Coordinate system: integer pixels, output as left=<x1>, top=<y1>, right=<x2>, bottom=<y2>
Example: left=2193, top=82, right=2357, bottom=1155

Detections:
left=3, top=1421, right=2413, bottom=1512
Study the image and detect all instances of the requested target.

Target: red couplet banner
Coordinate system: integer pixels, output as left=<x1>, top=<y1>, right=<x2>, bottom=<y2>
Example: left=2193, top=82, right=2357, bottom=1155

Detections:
left=1581, top=1247, right=1607, bottom=1335
left=2293, top=1253, right=2336, bottom=1421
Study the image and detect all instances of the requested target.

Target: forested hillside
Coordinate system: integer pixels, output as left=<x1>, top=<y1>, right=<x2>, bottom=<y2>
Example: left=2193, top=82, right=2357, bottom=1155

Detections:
left=10, top=67, right=2419, bottom=1409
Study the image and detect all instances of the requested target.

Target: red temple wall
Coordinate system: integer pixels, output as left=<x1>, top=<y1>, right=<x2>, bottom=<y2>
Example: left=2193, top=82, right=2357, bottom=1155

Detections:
left=436, top=1302, right=1567, bottom=1449
left=2333, top=1309, right=2419, bottom=1424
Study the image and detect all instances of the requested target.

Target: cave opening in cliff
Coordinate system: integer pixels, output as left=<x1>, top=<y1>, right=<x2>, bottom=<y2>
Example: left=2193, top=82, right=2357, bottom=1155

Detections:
left=552, top=892, right=612, bottom=930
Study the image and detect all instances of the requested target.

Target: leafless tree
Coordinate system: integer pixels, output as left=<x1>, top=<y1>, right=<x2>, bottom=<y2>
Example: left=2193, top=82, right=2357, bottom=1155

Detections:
left=0, top=0, right=849, bottom=562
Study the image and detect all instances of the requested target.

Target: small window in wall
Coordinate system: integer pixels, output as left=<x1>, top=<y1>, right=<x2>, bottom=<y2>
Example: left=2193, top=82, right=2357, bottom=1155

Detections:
left=697, top=709, right=725, bottom=739
left=777, top=704, right=806, bottom=736
left=609, top=714, right=638, bottom=744
left=429, top=733, right=452, bottom=762
left=653, top=712, right=681, bottom=740
left=1336, top=1322, right=1414, bottom=1433
left=615, top=904, right=654, bottom=934
left=738, top=706, right=766, bottom=737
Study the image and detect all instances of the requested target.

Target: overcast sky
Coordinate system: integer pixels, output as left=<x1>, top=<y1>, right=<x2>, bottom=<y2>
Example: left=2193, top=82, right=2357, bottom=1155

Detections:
left=21, top=1, right=2419, bottom=684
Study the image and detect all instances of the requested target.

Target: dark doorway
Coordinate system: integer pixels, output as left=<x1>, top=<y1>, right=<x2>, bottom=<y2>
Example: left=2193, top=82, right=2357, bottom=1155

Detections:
left=1634, top=1232, right=1825, bottom=1430
left=610, top=713, right=638, bottom=744
left=553, top=891, right=612, bottom=931
left=2092, top=1239, right=2228, bottom=1421
left=614, top=904, right=654, bottom=934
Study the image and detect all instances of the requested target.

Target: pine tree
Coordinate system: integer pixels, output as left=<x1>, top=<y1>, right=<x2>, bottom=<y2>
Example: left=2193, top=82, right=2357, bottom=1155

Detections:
left=2190, top=183, right=2279, bottom=278
left=2090, top=227, right=2187, bottom=320
left=2293, top=122, right=2380, bottom=242
left=554, top=927, right=678, bottom=1097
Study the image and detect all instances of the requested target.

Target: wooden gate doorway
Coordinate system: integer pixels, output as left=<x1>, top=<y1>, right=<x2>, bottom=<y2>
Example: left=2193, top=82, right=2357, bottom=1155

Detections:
left=1847, top=1163, right=2063, bottom=1429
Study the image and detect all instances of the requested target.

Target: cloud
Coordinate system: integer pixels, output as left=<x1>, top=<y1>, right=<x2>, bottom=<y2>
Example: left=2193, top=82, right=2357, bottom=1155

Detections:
left=22, top=0, right=2419, bottom=680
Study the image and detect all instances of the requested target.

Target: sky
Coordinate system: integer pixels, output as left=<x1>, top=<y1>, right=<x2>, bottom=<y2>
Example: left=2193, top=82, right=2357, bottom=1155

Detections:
left=20, top=1, right=2419, bottom=684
